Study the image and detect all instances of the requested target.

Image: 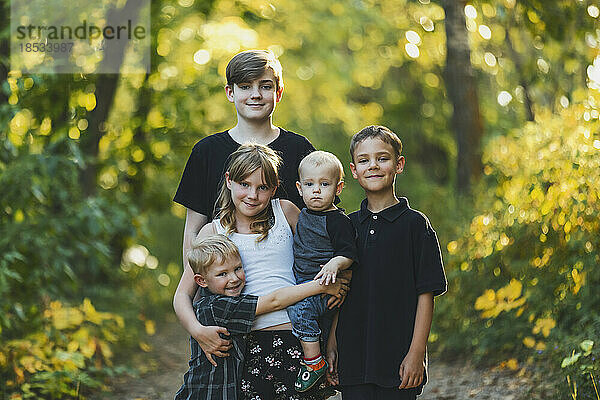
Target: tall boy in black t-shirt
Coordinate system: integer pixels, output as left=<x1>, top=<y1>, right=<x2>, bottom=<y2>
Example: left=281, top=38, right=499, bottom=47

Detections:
left=173, top=50, right=316, bottom=366
left=326, top=125, right=447, bottom=400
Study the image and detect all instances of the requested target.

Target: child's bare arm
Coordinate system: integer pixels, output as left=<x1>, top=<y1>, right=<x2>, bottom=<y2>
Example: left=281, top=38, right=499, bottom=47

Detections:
left=314, top=255, right=354, bottom=285
left=398, top=292, right=434, bottom=389
left=326, top=311, right=340, bottom=386
left=256, top=278, right=349, bottom=316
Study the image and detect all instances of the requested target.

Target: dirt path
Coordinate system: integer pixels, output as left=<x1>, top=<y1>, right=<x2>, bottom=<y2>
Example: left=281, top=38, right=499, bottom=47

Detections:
left=93, top=317, right=532, bottom=400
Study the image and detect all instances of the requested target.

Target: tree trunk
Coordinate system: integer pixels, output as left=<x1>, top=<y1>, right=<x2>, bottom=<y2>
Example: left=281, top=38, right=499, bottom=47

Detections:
left=81, top=0, right=145, bottom=197
left=442, top=0, right=483, bottom=195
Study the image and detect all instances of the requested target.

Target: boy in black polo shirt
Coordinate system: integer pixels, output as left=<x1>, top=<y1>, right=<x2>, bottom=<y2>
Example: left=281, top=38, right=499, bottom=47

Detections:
left=326, top=125, right=447, bottom=400
left=175, top=234, right=347, bottom=400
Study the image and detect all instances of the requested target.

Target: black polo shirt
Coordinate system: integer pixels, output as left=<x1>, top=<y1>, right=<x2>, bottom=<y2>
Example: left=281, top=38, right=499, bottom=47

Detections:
left=336, top=197, right=447, bottom=389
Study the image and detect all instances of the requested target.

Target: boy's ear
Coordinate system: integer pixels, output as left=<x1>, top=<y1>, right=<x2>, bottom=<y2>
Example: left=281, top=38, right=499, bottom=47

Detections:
left=335, top=180, right=344, bottom=195
left=396, top=156, right=406, bottom=174
left=275, top=86, right=283, bottom=103
left=296, top=181, right=302, bottom=197
left=225, top=85, right=235, bottom=103
left=349, top=163, right=358, bottom=179
left=194, top=273, right=208, bottom=287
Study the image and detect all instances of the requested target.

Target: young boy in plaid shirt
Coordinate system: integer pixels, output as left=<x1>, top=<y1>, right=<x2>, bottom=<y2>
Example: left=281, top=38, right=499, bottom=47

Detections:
left=175, top=234, right=348, bottom=400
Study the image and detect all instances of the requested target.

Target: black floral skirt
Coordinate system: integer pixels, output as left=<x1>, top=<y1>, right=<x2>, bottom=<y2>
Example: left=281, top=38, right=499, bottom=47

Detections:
left=241, top=330, right=336, bottom=400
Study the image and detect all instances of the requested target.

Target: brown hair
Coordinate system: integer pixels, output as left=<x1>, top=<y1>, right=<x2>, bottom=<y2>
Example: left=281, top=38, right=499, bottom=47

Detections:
left=187, top=234, right=240, bottom=275
left=215, top=143, right=281, bottom=242
left=298, top=151, right=344, bottom=183
left=349, top=125, right=403, bottom=161
left=226, top=50, right=284, bottom=91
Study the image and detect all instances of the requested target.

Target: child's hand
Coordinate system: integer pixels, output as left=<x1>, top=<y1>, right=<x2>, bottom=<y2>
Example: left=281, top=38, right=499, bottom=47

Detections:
left=322, top=277, right=349, bottom=297
left=326, top=270, right=352, bottom=309
left=398, top=350, right=425, bottom=389
left=314, top=261, right=340, bottom=285
left=193, top=325, right=232, bottom=366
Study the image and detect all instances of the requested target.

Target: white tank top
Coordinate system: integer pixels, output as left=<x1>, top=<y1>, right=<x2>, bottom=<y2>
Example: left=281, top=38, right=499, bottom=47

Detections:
left=213, top=199, right=295, bottom=330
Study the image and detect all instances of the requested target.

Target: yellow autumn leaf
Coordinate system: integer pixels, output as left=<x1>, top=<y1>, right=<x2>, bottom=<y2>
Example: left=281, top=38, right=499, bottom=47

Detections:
left=145, top=320, right=156, bottom=336
left=82, top=298, right=102, bottom=324
left=139, top=342, right=151, bottom=352
left=523, top=337, right=536, bottom=348
left=506, top=358, right=519, bottom=370
left=72, top=327, right=90, bottom=342
left=81, top=340, right=97, bottom=358
left=67, top=341, right=79, bottom=353
left=446, top=241, right=458, bottom=254
left=19, top=356, right=38, bottom=373
left=475, top=289, right=496, bottom=310
left=98, top=340, right=113, bottom=359
left=532, top=317, right=556, bottom=337
left=115, top=315, right=125, bottom=328
left=504, top=279, right=522, bottom=301
left=14, top=366, right=24, bottom=383
left=572, top=269, right=586, bottom=294
left=102, top=327, right=118, bottom=342
left=535, top=341, right=546, bottom=351
left=52, top=307, right=84, bottom=330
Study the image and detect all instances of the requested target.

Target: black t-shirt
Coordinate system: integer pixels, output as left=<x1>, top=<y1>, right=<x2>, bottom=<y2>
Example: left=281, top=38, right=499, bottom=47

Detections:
left=173, top=128, right=315, bottom=220
left=337, top=198, right=447, bottom=389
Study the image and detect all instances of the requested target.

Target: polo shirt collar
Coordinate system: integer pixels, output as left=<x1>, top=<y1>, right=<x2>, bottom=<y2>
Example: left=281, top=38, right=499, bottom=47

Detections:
left=358, top=197, right=410, bottom=223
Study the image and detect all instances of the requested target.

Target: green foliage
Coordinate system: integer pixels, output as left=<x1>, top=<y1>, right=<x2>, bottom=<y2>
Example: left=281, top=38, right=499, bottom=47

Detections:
left=0, top=137, right=136, bottom=334
left=435, top=97, right=600, bottom=397
left=1, top=298, right=129, bottom=399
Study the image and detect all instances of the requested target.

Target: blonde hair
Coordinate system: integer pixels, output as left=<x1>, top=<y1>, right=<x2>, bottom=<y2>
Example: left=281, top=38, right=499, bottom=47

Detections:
left=187, top=234, right=240, bottom=275
left=298, top=151, right=344, bottom=183
left=226, top=50, right=284, bottom=91
left=215, top=143, right=281, bottom=241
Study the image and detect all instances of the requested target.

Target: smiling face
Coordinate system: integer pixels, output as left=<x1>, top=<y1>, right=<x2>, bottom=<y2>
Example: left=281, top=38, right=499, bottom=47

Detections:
left=195, top=254, right=245, bottom=297
left=350, top=137, right=405, bottom=194
left=225, top=69, right=283, bottom=123
left=226, top=167, right=277, bottom=220
left=296, top=165, right=343, bottom=212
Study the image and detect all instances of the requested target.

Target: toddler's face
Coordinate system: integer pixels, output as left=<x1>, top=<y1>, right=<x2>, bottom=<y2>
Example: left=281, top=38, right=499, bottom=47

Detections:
left=296, top=166, right=343, bottom=212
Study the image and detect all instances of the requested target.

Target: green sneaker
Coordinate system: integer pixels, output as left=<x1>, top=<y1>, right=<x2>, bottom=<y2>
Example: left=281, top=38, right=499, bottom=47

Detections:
left=294, top=359, right=328, bottom=392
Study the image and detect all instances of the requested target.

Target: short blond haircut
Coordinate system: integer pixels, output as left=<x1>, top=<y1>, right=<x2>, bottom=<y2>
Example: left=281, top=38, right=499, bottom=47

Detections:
left=298, top=151, right=344, bottom=183
left=187, top=234, right=241, bottom=275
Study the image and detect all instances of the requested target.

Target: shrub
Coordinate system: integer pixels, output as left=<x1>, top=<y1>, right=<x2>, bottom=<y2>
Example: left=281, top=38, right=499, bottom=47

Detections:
left=435, top=102, right=600, bottom=397
left=1, top=299, right=128, bottom=399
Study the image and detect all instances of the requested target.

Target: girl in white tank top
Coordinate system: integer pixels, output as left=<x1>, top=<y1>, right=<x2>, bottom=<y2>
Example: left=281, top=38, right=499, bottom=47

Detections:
left=213, top=198, right=296, bottom=330
left=188, top=144, right=336, bottom=399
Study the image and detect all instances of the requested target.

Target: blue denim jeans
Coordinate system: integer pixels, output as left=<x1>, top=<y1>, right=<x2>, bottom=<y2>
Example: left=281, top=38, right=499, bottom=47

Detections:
left=287, top=292, right=335, bottom=343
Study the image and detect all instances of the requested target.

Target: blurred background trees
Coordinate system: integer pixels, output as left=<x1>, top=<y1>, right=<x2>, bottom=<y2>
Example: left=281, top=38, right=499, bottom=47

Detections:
left=1, top=0, right=599, bottom=397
